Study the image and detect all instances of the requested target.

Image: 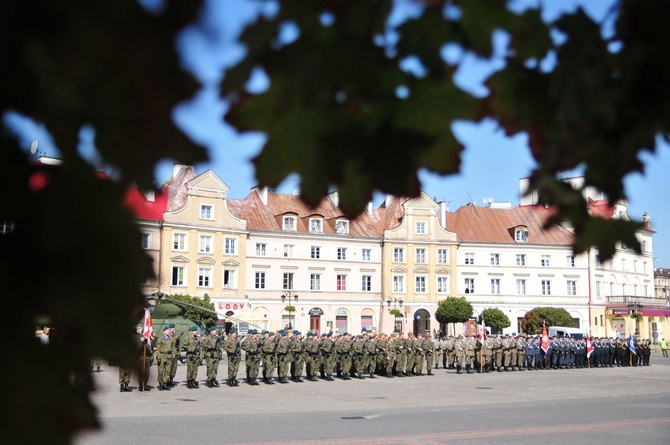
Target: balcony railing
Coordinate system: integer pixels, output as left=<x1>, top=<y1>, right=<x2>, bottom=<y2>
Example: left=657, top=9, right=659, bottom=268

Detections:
left=606, top=295, right=669, bottom=306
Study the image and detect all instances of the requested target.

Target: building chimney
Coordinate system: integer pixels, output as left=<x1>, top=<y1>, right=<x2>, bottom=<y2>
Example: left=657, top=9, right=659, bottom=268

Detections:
left=328, top=191, right=339, bottom=207
left=251, top=185, right=269, bottom=205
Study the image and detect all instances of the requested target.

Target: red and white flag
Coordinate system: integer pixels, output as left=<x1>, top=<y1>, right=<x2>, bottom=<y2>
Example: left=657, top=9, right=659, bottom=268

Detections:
left=541, top=324, right=550, bottom=352
left=141, top=308, right=154, bottom=340
left=478, top=320, right=487, bottom=342
left=586, top=333, right=594, bottom=358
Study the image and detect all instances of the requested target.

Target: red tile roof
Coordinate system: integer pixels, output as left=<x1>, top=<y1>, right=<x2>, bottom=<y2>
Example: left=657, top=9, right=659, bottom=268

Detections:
left=446, top=204, right=574, bottom=245
left=123, top=188, right=167, bottom=221
left=228, top=191, right=385, bottom=238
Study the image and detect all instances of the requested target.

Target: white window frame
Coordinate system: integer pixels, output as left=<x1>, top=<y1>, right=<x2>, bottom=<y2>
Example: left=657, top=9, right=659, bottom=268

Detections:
left=200, top=204, right=213, bottom=220
left=465, top=253, right=475, bottom=265
left=567, top=255, right=576, bottom=268
left=415, top=248, right=426, bottom=264
left=491, top=278, right=501, bottom=295
left=335, top=220, right=349, bottom=234
left=393, top=247, right=405, bottom=263
left=141, top=233, right=150, bottom=249
left=415, top=221, right=427, bottom=234
left=515, top=229, right=528, bottom=242
left=284, top=244, right=294, bottom=258
left=224, top=237, right=237, bottom=255
left=283, top=215, right=297, bottom=231
left=199, top=235, right=213, bottom=254
left=464, top=278, right=475, bottom=294
left=173, top=233, right=187, bottom=251
left=256, top=243, right=266, bottom=256
left=283, top=272, right=295, bottom=290
left=516, top=279, right=526, bottom=295
left=223, top=269, right=237, bottom=289
left=437, top=276, right=448, bottom=294
left=415, top=276, right=427, bottom=293
left=437, top=249, right=448, bottom=264
left=198, top=267, right=211, bottom=288
left=541, top=280, right=552, bottom=296
left=310, top=273, right=321, bottom=291
left=309, top=218, right=323, bottom=233
left=596, top=281, right=601, bottom=297
left=567, top=280, right=577, bottom=296
left=361, top=275, right=372, bottom=292
left=361, top=248, right=371, bottom=262
left=171, top=265, right=186, bottom=286
left=337, top=274, right=347, bottom=291
left=311, top=245, right=321, bottom=259
left=516, top=254, right=526, bottom=267
left=393, top=275, right=405, bottom=293
left=337, top=247, right=347, bottom=260
left=490, top=253, right=500, bottom=266
left=255, top=271, right=266, bottom=289
left=541, top=255, right=551, bottom=267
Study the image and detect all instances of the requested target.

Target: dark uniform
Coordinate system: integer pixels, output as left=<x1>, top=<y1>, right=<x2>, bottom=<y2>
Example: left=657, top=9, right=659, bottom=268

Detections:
left=241, top=329, right=262, bottom=385
left=222, top=328, right=241, bottom=387
left=182, top=326, right=201, bottom=389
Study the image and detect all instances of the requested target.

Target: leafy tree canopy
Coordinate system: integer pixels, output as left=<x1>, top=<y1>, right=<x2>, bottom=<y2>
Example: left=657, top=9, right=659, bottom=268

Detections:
left=520, top=307, right=575, bottom=335
left=479, top=308, right=511, bottom=331
left=2, top=0, right=667, bottom=443
left=163, top=294, right=217, bottom=327
left=435, top=297, right=474, bottom=325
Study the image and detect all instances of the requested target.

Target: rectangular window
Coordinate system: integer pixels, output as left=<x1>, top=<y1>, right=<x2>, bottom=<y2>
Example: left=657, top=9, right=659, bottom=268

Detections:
left=311, top=245, right=321, bottom=259
left=516, top=279, right=526, bottom=295
left=200, top=204, right=212, bottom=220
left=141, top=233, right=150, bottom=249
left=567, top=280, right=577, bottom=296
left=415, top=221, right=427, bottom=234
left=171, top=266, right=185, bottom=286
left=337, top=247, right=347, bottom=260
left=310, top=273, right=321, bottom=291
left=335, top=220, right=349, bottom=234
left=515, top=229, right=528, bottom=242
left=284, top=244, right=294, bottom=258
left=198, top=267, right=211, bottom=287
left=415, top=276, right=426, bottom=293
left=567, top=255, right=576, bottom=267
left=437, top=249, right=448, bottom=264
left=224, top=237, right=237, bottom=255
left=310, top=218, right=322, bottom=233
left=199, top=235, right=213, bottom=254
left=256, top=243, right=266, bottom=256
left=415, top=248, right=426, bottom=264
left=255, top=272, right=266, bottom=289
left=541, top=280, right=552, bottom=296
left=393, top=247, right=405, bottom=263
left=173, top=233, right=186, bottom=251
left=361, top=275, right=372, bottom=292
left=491, top=278, right=501, bottom=294
left=362, top=248, right=371, bottom=262
left=516, top=254, right=526, bottom=266
left=621, top=283, right=626, bottom=295
left=437, top=276, right=448, bottom=293
left=609, top=282, right=614, bottom=296
left=633, top=260, right=638, bottom=272
left=283, top=273, right=294, bottom=290
left=595, top=281, right=601, bottom=297
left=393, top=275, right=405, bottom=293
left=465, top=253, right=475, bottom=265
left=541, top=255, right=551, bottom=267
left=465, top=278, right=475, bottom=294
left=490, top=253, right=500, bottom=266
left=223, top=269, right=236, bottom=289
left=283, top=216, right=296, bottom=231
left=337, top=274, right=347, bottom=291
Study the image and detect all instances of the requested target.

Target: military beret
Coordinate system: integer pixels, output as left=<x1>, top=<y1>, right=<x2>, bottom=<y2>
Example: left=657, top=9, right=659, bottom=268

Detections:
left=326, top=332, right=332, bottom=337
left=343, top=332, right=348, bottom=336
left=248, top=329, right=256, bottom=334
left=168, top=323, right=176, bottom=329
left=229, top=328, right=237, bottom=334
left=163, top=326, right=170, bottom=332
left=188, top=326, right=198, bottom=332
left=268, top=332, right=275, bottom=337
left=357, top=335, right=363, bottom=339
left=320, top=333, right=326, bottom=337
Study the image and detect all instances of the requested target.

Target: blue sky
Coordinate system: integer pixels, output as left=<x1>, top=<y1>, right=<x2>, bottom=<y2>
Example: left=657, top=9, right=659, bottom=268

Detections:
left=5, top=0, right=669, bottom=267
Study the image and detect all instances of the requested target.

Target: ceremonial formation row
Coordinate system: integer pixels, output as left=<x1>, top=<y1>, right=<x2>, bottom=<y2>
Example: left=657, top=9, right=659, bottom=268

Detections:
left=116, top=326, right=654, bottom=392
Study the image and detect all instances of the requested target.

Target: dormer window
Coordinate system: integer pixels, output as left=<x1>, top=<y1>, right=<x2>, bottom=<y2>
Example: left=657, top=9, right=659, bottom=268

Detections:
left=515, top=228, right=528, bottom=243
left=200, top=204, right=213, bottom=220
left=335, top=220, right=349, bottom=234
left=283, top=215, right=297, bottom=231
left=310, top=218, right=323, bottom=233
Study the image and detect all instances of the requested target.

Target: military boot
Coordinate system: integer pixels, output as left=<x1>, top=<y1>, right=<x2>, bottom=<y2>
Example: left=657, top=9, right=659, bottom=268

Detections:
left=193, top=380, right=199, bottom=388
left=466, top=364, right=473, bottom=374
left=186, top=380, right=193, bottom=389
left=119, top=384, right=125, bottom=392
left=369, top=373, right=376, bottom=379
left=124, top=382, right=131, bottom=392
left=456, top=365, right=462, bottom=374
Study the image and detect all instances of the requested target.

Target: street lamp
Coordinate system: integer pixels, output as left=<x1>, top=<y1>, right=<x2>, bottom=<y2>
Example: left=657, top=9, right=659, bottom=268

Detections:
left=627, top=302, right=643, bottom=338
left=281, top=291, right=298, bottom=330
left=387, top=297, right=404, bottom=332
